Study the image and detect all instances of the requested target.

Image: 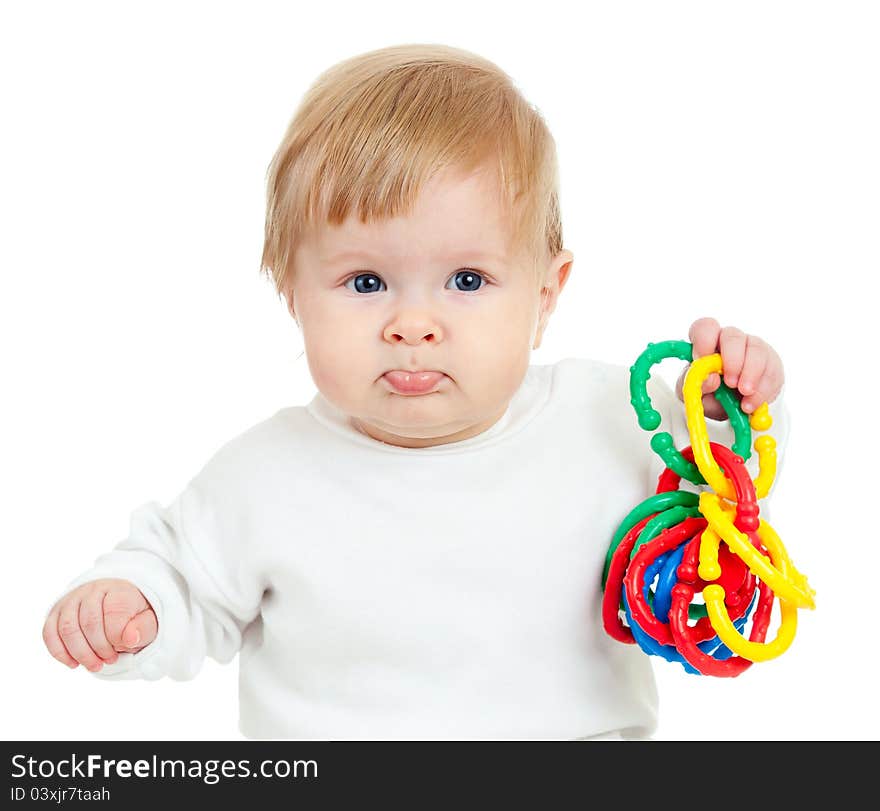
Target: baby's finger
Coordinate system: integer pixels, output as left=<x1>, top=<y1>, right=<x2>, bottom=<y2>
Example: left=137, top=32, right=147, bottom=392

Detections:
left=675, top=366, right=719, bottom=401
left=42, top=609, right=79, bottom=668
left=102, top=587, right=150, bottom=650
left=688, top=316, right=722, bottom=361
left=57, top=601, right=105, bottom=672
left=719, top=327, right=748, bottom=388
left=121, top=608, right=159, bottom=652
left=736, top=337, right=769, bottom=400
left=741, top=358, right=783, bottom=414
left=78, top=590, right=118, bottom=664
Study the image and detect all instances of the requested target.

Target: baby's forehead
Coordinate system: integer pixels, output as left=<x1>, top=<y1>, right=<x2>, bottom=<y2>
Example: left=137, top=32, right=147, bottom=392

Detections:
left=309, top=212, right=515, bottom=264
left=330, top=163, right=507, bottom=227
left=294, top=163, right=540, bottom=271
left=306, top=223, right=517, bottom=271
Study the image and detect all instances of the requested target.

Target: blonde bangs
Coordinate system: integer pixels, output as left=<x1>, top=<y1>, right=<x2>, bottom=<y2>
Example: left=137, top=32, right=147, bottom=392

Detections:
left=261, top=44, right=562, bottom=297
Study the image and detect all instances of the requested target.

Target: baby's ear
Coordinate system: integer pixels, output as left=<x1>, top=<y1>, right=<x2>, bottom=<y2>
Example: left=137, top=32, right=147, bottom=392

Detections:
left=284, top=290, right=299, bottom=324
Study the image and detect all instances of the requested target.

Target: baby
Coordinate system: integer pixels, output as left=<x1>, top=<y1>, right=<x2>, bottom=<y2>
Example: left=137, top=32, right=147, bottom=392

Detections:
left=42, top=43, right=788, bottom=740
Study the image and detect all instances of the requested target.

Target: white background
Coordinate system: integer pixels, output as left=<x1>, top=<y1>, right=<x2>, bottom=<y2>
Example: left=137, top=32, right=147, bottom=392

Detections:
left=2, top=1, right=877, bottom=741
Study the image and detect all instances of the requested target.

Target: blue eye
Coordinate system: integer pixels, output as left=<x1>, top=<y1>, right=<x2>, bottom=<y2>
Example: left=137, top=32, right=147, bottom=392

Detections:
left=344, top=273, right=385, bottom=294
left=343, top=270, right=488, bottom=295
left=446, top=269, right=486, bottom=292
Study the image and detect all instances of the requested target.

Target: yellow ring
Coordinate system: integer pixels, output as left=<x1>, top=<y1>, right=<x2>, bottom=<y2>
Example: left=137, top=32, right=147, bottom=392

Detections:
left=703, top=583, right=798, bottom=662
left=700, top=492, right=816, bottom=609
left=682, top=354, right=777, bottom=499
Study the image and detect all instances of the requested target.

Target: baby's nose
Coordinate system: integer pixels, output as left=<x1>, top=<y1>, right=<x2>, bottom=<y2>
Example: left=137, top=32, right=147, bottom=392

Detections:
left=384, top=327, right=439, bottom=344
left=383, top=313, right=443, bottom=344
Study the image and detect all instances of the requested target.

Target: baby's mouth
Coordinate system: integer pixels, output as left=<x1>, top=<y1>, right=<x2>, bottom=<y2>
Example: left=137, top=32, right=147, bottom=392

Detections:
left=382, top=370, right=446, bottom=395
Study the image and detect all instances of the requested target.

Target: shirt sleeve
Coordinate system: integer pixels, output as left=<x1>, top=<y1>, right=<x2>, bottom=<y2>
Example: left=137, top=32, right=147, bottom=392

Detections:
left=643, top=375, right=792, bottom=524
left=47, top=477, right=264, bottom=682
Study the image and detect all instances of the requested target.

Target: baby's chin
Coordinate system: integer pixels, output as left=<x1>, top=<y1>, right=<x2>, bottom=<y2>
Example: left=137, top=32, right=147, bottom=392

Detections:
left=350, top=409, right=488, bottom=448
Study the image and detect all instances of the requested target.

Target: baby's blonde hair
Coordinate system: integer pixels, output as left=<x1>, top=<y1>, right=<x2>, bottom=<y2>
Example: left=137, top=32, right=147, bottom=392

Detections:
left=260, top=43, right=563, bottom=298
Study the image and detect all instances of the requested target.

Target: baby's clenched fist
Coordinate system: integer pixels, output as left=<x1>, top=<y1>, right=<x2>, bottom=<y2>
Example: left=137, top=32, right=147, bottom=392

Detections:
left=42, top=578, right=158, bottom=672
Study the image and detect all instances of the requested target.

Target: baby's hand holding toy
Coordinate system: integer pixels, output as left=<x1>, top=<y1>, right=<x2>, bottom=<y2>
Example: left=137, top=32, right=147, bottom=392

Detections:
left=675, top=317, right=785, bottom=420
left=602, top=325, right=813, bottom=677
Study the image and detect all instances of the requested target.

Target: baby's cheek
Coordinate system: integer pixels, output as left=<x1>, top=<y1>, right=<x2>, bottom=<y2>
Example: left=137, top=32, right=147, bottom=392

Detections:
left=305, top=336, right=365, bottom=400
left=308, top=354, right=344, bottom=397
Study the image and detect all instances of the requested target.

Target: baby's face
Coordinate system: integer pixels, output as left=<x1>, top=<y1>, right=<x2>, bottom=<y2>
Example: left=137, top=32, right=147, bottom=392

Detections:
left=287, top=164, right=572, bottom=448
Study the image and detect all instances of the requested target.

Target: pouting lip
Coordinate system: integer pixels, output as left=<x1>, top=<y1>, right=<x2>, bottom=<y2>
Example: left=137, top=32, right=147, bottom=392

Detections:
left=381, top=369, right=448, bottom=395
left=383, top=369, right=445, bottom=375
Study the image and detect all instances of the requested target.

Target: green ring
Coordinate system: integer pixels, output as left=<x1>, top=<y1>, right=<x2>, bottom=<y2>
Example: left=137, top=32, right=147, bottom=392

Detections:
left=628, top=339, right=752, bottom=485
left=602, top=490, right=699, bottom=586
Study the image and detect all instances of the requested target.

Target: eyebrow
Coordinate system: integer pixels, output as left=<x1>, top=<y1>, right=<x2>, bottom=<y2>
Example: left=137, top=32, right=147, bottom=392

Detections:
left=321, top=249, right=507, bottom=264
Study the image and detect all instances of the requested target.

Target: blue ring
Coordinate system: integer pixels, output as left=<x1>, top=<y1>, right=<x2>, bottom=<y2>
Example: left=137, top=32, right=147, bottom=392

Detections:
left=622, top=542, right=757, bottom=674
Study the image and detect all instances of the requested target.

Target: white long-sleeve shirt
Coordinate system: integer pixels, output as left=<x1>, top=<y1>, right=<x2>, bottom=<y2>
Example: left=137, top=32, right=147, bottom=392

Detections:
left=56, top=356, right=789, bottom=740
